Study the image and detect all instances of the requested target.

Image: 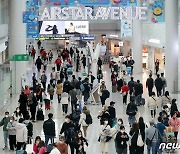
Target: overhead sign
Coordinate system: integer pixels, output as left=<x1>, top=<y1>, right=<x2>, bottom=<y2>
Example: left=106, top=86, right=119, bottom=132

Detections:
left=39, top=21, right=89, bottom=35
left=10, top=54, right=30, bottom=61
left=121, top=20, right=133, bottom=38
left=111, top=0, right=137, bottom=6
left=41, top=6, right=148, bottom=21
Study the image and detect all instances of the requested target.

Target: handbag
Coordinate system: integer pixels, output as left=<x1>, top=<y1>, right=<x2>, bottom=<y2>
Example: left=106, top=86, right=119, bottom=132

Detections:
left=122, top=92, right=126, bottom=97
left=105, top=136, right=112, bottom=142
left=137, top=131, right=144, bottom=147
left=146, top=129, right=156, bottom=146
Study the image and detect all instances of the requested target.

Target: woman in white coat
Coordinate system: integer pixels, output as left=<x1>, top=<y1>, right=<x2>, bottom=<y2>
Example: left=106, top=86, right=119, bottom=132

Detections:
left=79, top=106, right=91, bottom=138
left=147, top=92, right=158, bottom=119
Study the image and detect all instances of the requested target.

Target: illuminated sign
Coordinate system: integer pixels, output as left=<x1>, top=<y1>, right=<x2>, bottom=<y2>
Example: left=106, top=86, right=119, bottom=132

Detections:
left=41, top=6, right=148, bottom=21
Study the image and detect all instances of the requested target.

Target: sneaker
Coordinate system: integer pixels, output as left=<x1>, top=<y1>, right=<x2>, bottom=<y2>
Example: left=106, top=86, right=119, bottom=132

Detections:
left=3, top=146, right=7, bottom=150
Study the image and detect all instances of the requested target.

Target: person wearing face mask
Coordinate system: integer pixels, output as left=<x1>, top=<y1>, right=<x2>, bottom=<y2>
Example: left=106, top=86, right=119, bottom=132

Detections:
left=88, top=71, right=95, bottom=89
left=114, top=119, right=124, bottom=135
left=115, top=125, right=129, bottom=154
left=13, top=107, right=23, bottom=121
left=0, top=111, right=10, bottom=150
left=6, top=116, right=17, bottom=151
left=99, top=119, right=111, bottom=154
left=74, top=130, right=88, bottom=154
left=41, top=71, right=47, bottom=91
left=33, top=136, right=41, bottom=154
left=56, top=136, right=68, bottom=154
left=60, top=115, right=76, bottom=154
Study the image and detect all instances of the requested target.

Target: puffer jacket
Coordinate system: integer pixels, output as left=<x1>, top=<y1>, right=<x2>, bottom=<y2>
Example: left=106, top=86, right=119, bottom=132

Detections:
left=148, top=96, right=158, bottom=110
left=56, top=83, right=63, bottom=95
left=15, top=123, right=28, bottom=142
left=79, top=110, right=90, bottom=126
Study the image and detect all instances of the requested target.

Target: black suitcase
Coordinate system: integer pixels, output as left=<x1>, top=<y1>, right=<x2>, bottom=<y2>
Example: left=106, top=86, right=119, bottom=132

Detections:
left=36, top=108, right=44, bottom=121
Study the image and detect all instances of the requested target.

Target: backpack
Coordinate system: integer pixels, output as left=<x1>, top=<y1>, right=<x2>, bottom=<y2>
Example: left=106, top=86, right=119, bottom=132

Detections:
left=48, top=85, right=54, bottom=93
left=85, top=114, right=93, bottom=125
left=102, top=90, right=110, bottom=99
left=36, top=108, right=44, bottom=120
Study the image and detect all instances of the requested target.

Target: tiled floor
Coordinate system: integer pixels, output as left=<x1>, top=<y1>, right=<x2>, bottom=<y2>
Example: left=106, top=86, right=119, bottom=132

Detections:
left=0, top=49, right=179, bottom=154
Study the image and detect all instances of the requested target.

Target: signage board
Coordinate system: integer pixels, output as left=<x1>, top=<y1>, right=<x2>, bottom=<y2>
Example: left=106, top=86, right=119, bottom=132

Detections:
left=27, top=22, right=39, bottom=38
left=79, top=0, right=109, bottom=6
left=121, top=20, right=133, bottom=38
left=10, top=54, right=30, bottom=62
left=39, top=21, right=89, bottom=35
left=23, top=11, right=38, bottom=23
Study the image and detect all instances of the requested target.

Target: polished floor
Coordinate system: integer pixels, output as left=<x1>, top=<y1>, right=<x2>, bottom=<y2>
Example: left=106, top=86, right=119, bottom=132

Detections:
left=0, top=49, right=179, bottom=154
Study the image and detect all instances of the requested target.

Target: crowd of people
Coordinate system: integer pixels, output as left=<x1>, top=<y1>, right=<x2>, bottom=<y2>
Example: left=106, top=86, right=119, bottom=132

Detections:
left=0, top=41, right=179, bottom=154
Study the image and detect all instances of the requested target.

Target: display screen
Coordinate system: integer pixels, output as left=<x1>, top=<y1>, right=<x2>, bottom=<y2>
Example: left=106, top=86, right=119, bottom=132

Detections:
left=39, top=21, right=89, bottom=35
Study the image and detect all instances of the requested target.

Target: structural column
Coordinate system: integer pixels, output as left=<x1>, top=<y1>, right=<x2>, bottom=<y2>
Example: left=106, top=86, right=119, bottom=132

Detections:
left=148, top=46, right=155, bottom=73
left=132, top=0, right=143, bottom=75
left=165, top=0, right=178, bottom=93
left=8, top=0, right=27, bottom=94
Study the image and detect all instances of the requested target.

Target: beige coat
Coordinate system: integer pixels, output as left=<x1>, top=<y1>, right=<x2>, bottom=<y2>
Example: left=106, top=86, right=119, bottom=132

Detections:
left=147, top=96, right=158, bottom=110
left=56, top=83, right=63, bottom=95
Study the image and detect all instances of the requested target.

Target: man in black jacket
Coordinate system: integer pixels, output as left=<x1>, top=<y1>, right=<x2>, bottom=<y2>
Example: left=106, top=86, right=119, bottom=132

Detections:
left=134, top=80, right=143, bottom=106
left=60, top=115, right=76, bottom=154
left=43, top=113, right=55, bottom=145
left=155, top=74, right=163, bottom=97
left=108, top=101, right=116, bottom=127
left=146, top=75, right=154, bottom=96
left=128, top=77, right=135, bottom=96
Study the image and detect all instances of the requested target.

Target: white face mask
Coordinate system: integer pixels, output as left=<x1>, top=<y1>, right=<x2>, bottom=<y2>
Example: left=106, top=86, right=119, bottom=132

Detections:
left=17, top=110, right=20, bottom=112
left=104, top=121, right=108, bottom=125
left=5, top=115, right=9, bottom=118
left=118, top=122, right=122, bottom=125
left=78, top=135, right=82, bottom=138
left=121, top=130, right=125, bottom=133
left=10, top=120, right=13, bottom=123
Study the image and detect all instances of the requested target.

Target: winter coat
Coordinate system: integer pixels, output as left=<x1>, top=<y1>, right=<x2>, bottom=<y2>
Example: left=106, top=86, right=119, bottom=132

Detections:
left=146, top=78, right=154, bottom=88
left=6, top=121, right=17, bottom=135
left=61, top=93, right=69, bottom=105
left=56, top=83, right=63, bottom=95
left=148, top=96, right=158, bottom=110
left=0, top=117, right=10, bottom=131
left=43, top=119, right=55, bottom=136
left=161, top=96, right=171, bottom=107
left=168, top=117, right=180, bottom=132
left=99, top=125, right=111, bottom=142
left=155, top=78, right=163, bottom=90
left=15, top=123, right=28, bottom=142
left=79, top=110, right=90, bottom=126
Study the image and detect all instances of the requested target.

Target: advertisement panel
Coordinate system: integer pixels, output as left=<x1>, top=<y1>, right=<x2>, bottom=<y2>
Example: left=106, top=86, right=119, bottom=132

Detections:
left=65, top=21, right=89, bottom=34
left=79, top=0, right=110, bottom=6
left=23, top=11, right=38, bottom=23
left=121, top=20, right=133, bottom=38
left=45, top=0, right=75, bottom=6
left=39, top=21, right=89, bottom=35
left=26, top=0, right=41, bottom=10
left=27, top=22, right=39, bottom=38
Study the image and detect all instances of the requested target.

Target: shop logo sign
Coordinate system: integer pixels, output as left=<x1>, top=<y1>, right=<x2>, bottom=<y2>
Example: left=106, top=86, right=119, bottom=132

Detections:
left=159, top=143, right=180, bottom=150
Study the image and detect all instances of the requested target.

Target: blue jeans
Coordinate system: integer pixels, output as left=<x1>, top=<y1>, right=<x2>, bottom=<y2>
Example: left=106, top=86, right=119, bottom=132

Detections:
left=128, top=116, right=136, bottom=126
left=147, top=141, right=157, bottom=154
left=45, top=135, right=54, bottom=145
left=156, top=140, right=162, bottom=154
left=3, top=131, right=8, bottom=147
left=135, top=94, right=142, bottom=105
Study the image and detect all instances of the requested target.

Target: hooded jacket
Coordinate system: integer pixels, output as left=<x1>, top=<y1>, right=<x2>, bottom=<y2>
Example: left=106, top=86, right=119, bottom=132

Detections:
left=15, top=123, right=28, bottom=142
left=79, top=110, right=90, bottom=126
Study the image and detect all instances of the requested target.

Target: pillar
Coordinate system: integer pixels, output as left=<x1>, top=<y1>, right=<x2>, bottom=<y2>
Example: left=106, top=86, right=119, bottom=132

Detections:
left=8, top=0, right=27, bottom=94
left=148, top=46, right=155, bottom=73
left=132, top=0, right=143, bottom=75
left=165, top=0, right=178, bottom=93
